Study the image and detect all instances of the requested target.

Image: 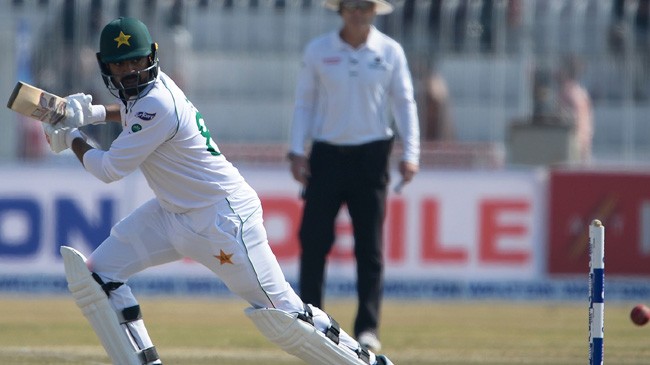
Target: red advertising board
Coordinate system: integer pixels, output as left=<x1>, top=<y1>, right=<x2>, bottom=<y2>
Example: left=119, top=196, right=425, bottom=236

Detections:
left=548, top=169, right=650, bottom=275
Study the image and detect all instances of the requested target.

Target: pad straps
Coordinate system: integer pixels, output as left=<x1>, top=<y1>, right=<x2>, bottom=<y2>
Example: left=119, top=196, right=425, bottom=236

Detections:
left=297, top=303, right=314, bottom=325
left=118, top=305, right=160, bottom=364
left=297, top=303, right=341, bottom=345
left=92, top=272, right=124, bottom=297
left=139, top=346, right=160, bottom=364
left=118, top=305, right=143, bottom=324
left=357, top=346, right=371, bottom=364
left=325, top=316, right=341, bottom=345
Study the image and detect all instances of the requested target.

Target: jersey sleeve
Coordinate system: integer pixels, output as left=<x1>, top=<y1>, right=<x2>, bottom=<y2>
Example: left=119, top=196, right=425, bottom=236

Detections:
left=83, top=97, right=176, bottom=183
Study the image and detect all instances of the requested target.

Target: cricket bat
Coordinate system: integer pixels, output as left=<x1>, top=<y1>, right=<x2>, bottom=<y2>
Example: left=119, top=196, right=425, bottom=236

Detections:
left=6, top=81, right=71, bottom=125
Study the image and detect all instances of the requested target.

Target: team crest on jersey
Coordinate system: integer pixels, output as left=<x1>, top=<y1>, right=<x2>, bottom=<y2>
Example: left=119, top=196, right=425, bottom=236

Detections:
left=131, top=124, right=142, bottom=133
left=215, top=250, right=234, bottom=265
left=135, top=111, right=156, bottom=121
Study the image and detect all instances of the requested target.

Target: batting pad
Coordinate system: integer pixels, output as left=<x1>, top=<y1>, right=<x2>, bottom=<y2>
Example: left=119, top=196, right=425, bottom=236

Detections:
left=61, top=246, right=142, bottom=365
left=245, top=307, right=370, bottom=365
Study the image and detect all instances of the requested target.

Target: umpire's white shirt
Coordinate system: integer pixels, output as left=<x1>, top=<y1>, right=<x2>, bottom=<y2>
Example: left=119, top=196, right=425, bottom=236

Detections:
left=290, top=26, right=420, bottom=164
left=83, top=71, right=245, bottom=213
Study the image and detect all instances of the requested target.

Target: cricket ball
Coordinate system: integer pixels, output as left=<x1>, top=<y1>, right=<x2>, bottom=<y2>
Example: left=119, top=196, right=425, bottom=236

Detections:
left=630, top=304, right=650, bottom=326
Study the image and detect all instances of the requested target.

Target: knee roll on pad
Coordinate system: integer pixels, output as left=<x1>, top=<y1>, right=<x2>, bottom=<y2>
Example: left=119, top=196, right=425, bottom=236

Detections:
left=61, top=246, right=158, bottom=365
left=245, top=307, right=370, bottom=365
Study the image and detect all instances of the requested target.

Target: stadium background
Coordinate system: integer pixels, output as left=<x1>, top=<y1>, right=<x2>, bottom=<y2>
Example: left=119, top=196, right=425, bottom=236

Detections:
left=1, top=0, right=650, bottom=302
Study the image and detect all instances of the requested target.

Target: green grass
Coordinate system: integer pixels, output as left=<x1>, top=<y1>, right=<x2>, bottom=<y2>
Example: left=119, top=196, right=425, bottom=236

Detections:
left=0, top=297, right=648, bottom=364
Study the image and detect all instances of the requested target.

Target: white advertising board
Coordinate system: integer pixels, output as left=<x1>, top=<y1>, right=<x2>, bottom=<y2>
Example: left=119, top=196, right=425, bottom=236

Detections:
left=0, top=165, right=546, bottom=283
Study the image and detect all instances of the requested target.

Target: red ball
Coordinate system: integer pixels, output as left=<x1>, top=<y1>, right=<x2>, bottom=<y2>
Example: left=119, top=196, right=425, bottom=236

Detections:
left=631, top=304, right=650, bottom=326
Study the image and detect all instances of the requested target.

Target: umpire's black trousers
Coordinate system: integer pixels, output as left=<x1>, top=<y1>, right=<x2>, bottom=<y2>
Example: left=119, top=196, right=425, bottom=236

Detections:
left=299, top=137, right=393, bottom=337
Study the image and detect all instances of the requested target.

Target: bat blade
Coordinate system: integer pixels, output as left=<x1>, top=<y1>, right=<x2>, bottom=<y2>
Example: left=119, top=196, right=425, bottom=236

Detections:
left=7, top=81, right=71, bottom=125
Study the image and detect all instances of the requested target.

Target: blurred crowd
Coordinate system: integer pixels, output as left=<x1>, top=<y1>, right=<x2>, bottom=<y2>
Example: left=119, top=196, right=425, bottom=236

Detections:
left=8, top=0, right=650, bottom=165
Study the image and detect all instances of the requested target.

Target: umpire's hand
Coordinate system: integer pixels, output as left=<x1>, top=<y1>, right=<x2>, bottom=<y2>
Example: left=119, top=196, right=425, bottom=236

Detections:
left=288, top=153, right=310, bottom=185
left=399, top=160, right=419, bottom=184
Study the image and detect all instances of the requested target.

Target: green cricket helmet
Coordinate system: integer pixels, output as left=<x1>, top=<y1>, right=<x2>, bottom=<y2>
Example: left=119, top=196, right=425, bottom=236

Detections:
left=96, top=17, right=159, bottom=99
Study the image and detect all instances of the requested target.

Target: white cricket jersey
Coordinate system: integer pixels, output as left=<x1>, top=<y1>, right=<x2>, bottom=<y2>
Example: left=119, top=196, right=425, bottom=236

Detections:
left=83, top=71, right=245, bottom=213
left=290, top=26, right=420, bottom=164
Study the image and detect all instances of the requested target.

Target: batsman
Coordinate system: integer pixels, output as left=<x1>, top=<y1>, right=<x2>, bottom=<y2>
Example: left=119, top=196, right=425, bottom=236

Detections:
left=45, top=16, right=396, bottom=365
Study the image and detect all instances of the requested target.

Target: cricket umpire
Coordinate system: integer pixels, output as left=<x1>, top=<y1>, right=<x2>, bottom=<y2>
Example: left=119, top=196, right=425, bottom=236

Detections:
left=288, top=0, right=420, bottom=353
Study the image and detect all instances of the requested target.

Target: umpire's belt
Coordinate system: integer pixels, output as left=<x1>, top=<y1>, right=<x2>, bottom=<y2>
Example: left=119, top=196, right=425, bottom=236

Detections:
left=312, top=138, right=393, bottom=155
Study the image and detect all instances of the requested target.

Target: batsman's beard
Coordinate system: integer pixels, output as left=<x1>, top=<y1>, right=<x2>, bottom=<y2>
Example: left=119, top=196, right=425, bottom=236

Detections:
left=112, top=72, right=148, bottom=97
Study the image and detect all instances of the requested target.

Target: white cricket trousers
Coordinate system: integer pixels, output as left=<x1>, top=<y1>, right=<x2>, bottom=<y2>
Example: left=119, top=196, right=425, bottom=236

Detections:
left=88, top=183, right=303, bottom=311
left=87, top=182, right=362, bottom=356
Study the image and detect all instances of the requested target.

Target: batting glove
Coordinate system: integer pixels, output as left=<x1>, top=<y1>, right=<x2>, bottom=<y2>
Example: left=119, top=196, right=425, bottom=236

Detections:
left=43, top=124, right=83, bottom=153
left=61, top=93, right=106, bottom=128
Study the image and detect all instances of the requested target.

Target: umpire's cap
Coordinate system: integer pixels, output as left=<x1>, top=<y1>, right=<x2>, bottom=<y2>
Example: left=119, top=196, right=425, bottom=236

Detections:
left=323, top=0, right=394, bottom=15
